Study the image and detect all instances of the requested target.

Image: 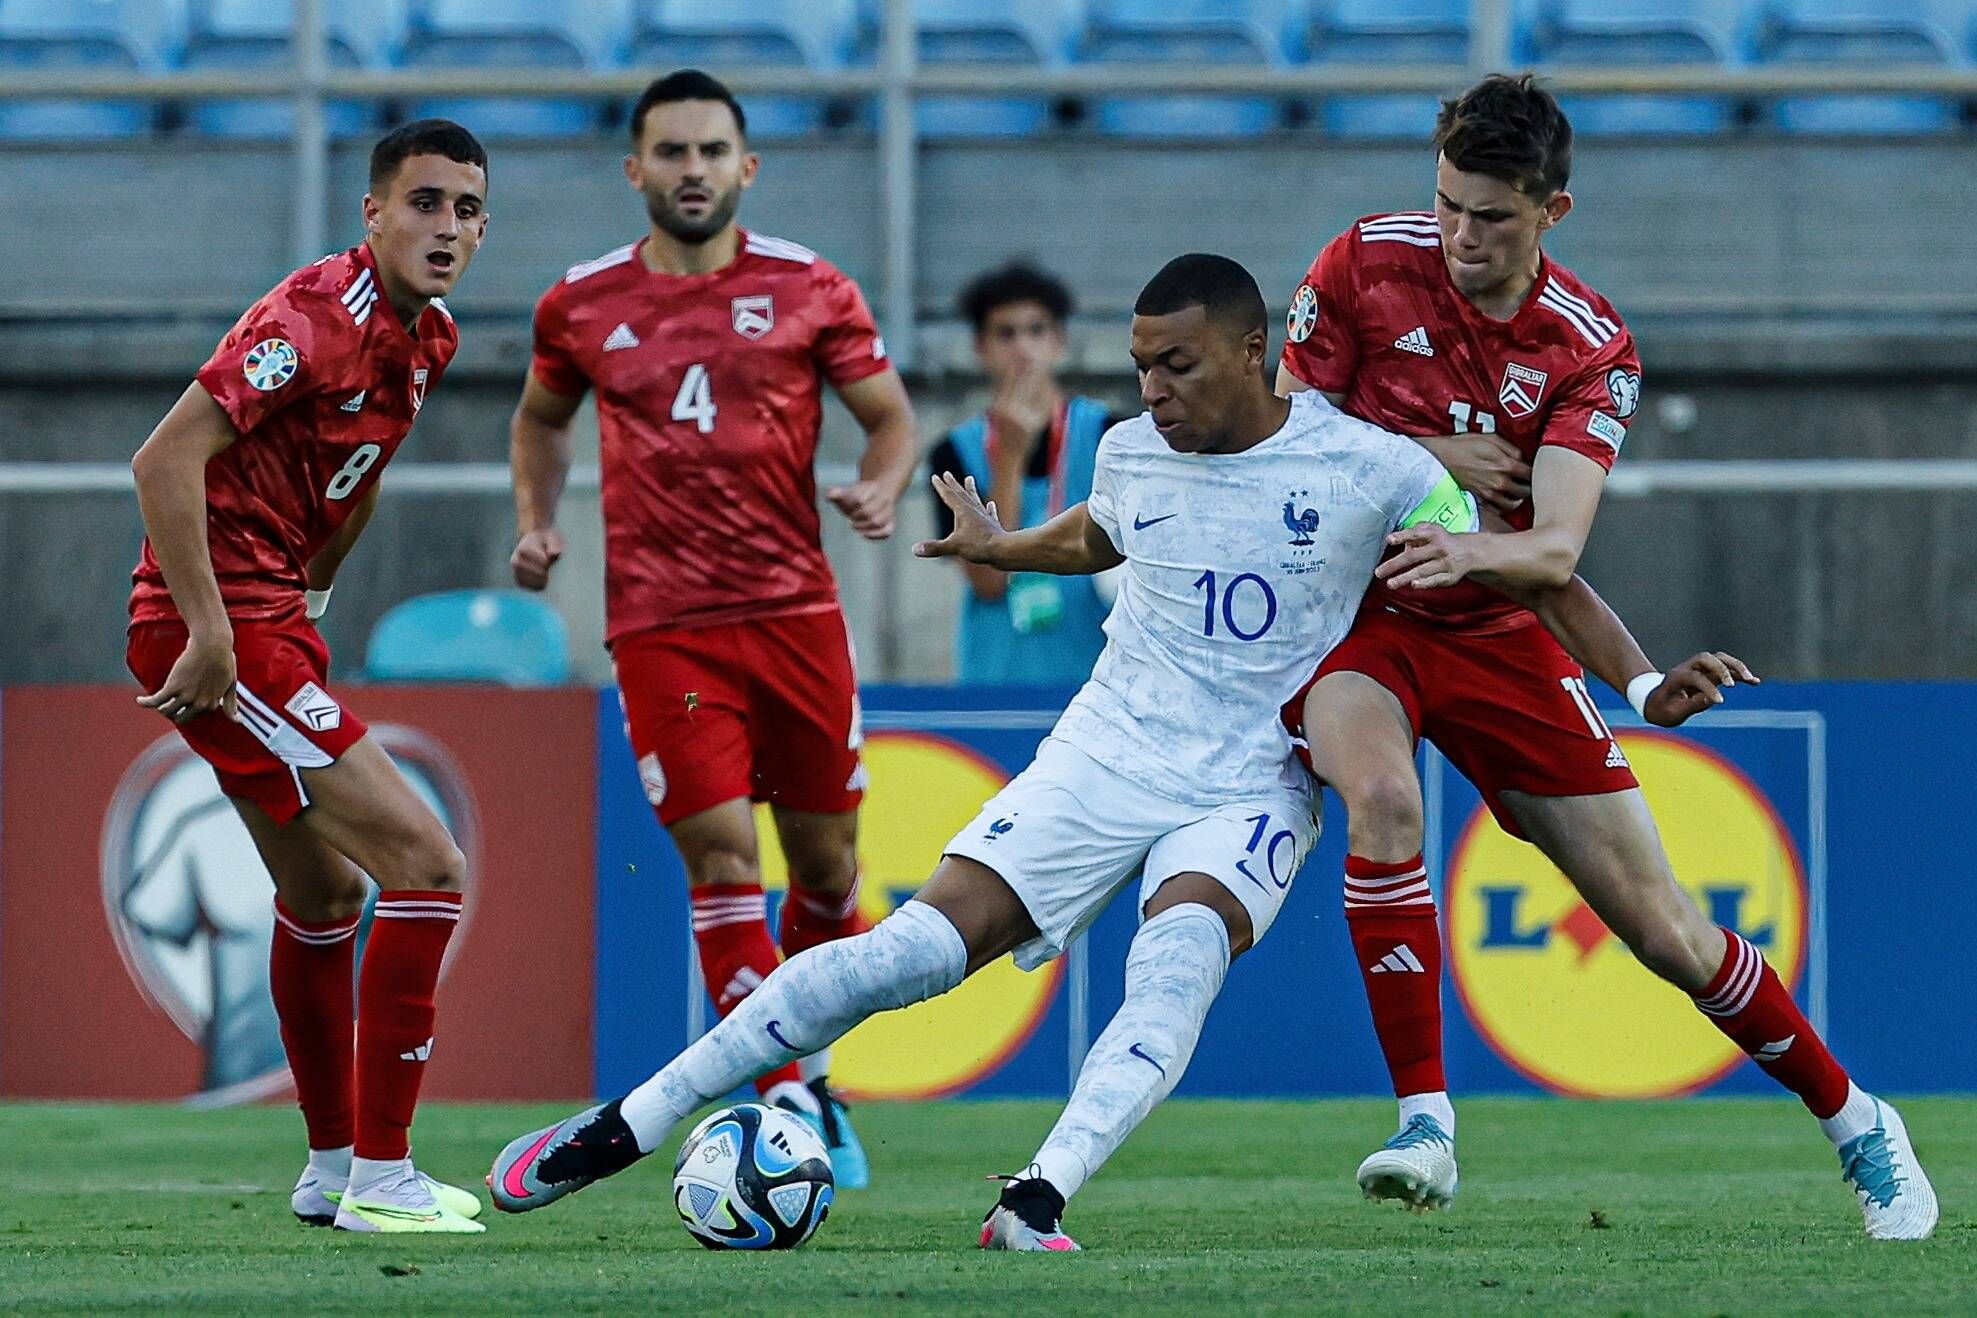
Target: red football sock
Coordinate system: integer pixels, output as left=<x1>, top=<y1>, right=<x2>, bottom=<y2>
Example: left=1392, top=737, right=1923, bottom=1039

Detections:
left=270, top=900, right=360, bottom=1151
left=1344, top=854, right=1446, bottom=1097
left=691, top=883, right=801, bottom=1094
left=1693, top=927, right=1850, bottom=1118
left=778, top=874, right=872, bottom=959
left=354, top=889, right=461, bottom=1161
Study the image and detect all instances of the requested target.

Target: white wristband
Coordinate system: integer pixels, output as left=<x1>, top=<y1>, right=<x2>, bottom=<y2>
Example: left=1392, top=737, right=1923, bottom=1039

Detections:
left=304, top=587, right=333, bottom=621
left=1626, top=671, right=1664, bottom=720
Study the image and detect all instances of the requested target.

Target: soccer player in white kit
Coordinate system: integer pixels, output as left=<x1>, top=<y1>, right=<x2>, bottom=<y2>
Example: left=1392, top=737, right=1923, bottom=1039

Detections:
left=487, top=254, right=1476, bottom=1246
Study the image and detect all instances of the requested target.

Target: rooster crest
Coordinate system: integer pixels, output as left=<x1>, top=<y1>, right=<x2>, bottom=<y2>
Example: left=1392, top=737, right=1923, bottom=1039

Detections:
left=1282, top=500, right=1321, bottom=546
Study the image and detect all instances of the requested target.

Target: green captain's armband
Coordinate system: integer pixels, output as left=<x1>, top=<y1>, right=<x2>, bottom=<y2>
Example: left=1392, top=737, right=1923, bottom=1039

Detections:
left=1399, top=471, right=1479, bottom=534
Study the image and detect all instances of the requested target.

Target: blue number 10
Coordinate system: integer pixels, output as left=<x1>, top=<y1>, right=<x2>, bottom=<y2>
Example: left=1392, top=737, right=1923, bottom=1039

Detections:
left=1192, top=569, right=1278, bottom=641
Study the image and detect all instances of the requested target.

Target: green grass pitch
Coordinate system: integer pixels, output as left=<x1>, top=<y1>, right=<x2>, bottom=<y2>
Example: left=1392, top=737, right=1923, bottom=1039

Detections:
left=1, top=1097, right=1970, bottom=1314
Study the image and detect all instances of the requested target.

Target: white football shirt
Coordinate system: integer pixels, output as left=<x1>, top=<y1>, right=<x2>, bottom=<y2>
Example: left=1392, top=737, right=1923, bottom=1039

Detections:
left=1050, top=390, right=1460, bottom=806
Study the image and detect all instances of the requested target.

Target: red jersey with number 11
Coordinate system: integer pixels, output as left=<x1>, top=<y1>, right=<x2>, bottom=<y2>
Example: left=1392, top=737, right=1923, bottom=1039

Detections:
left=129, top=243, right=458, bottom=624
left=1281, top=212, right=1641, bottom=634
left=529, top=229, right=890, bottom=643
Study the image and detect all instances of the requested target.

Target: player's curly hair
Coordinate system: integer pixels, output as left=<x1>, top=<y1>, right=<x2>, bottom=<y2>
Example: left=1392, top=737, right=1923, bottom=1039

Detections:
left=957, top=262, right=1075, bottom=334
left=1434, top=73, right=1572, bottom=198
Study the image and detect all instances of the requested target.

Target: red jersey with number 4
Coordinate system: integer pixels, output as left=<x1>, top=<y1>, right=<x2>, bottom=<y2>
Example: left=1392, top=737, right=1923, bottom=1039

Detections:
left=530, top=228, right=891, bottom=642
left=129, top=243, right=458, bottom=624
left=1281, top=211, right=1641, bottom=634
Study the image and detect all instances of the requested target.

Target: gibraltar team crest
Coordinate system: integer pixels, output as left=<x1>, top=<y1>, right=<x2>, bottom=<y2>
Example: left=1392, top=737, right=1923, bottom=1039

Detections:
left=732, top=295, right=775, bottom=340
left=1498, top=361, right=1549, bottom=419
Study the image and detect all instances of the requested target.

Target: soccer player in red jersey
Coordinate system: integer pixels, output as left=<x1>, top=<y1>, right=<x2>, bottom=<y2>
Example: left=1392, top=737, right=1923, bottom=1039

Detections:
left=1278, top=75, right=1934, bottom=1239
left=126, top=122, right=492, bottom=1233
left=507, top=71, right=918, bottom=1186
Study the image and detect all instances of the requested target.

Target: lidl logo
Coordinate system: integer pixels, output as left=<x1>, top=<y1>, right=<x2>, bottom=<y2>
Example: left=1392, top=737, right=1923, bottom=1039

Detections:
left=1447, top=733, right=1806, bottom=1098
left=752, top=730, right=1059, bottom=1100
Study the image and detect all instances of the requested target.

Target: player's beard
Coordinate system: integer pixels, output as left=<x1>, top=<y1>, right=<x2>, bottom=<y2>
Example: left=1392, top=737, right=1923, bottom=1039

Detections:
left=647, top=184, right=742, bottom=246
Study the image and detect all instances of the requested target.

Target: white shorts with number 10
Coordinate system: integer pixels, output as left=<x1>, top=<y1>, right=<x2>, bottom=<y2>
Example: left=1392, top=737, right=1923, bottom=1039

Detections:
left=942, top=737, right=1320, bottom=971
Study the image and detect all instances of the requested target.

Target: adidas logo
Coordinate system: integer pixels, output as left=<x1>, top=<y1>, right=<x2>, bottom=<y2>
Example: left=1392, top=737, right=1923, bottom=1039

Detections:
left=723, top=967, right=765, bottom=1004
left=1605, top=740, right=1630, bottom=769
left=339, top=390, right=366, bottom=413
left=1752, top=1035, right=1796, bottom=1063
left=400, top=1037, right=433, bottom=1063
left=602, top=322, right=640, bottom=352
left=1393, top=326, right=1434, bottom=357
left=1370, top=944, right=1427, bottom=974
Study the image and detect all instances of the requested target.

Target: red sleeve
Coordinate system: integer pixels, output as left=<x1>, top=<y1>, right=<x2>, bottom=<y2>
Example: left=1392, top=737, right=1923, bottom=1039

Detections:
left=1278, top=229, right=1360, bottom=394
left=811, top=264, right=891, bottom=387
left=193, top=295, right=324, bottom=435
left=529, top=283, right=589, bottom=397
left=1542, top=333, right=1641, bottom=472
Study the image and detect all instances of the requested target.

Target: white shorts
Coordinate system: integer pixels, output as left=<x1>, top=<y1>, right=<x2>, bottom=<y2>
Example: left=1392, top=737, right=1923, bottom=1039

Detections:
left=942, top=737, right=1320, bottom=971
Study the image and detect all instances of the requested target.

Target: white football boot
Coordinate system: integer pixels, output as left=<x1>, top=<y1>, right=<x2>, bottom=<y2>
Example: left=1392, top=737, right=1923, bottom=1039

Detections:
left=332, top=1159, right=485, bottom=1234
left=1838, top=1099, right=1938, bottom=1241
left=1356, top=1113, right=1458, bottom=1213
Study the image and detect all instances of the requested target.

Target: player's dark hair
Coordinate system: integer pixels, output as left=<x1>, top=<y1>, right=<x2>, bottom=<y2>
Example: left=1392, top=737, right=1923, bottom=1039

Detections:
left=631, top=69, right=747, bottom=145
left=1134, top=254, right=1267, bottom=337
left=1434, top=72, right=1571, bottom=198
left=958, top=262, right=1074, bottom=333
left=368, top=118, right=487, bottom=192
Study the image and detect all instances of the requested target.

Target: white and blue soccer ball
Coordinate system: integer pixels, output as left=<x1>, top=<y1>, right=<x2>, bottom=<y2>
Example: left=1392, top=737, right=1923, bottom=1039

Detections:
left=673, top=1103, right=834, bottom=1250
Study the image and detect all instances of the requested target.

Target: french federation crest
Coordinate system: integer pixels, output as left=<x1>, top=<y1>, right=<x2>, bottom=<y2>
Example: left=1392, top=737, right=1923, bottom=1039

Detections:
left=1286, top=284, right=1318, bottom=344
left=732, top=295, right=775, bottom=340
left=1498, top=361, right=1549, bottom=419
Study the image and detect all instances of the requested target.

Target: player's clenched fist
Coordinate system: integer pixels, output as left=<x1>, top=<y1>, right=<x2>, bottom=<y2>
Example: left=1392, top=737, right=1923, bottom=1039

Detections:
left=511, top=528, right=566, bottom=591
left=913, top=472, right=1005, bottom=564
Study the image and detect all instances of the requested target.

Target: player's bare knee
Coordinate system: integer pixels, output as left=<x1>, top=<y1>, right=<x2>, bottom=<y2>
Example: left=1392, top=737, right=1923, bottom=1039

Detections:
left=787, top=848, right=857, bottom=899
left=278, top=871, right=369, bottom=922
left=685, top=844, right=759, bottom=889
left=1143, top=877, right=1252, bottom=956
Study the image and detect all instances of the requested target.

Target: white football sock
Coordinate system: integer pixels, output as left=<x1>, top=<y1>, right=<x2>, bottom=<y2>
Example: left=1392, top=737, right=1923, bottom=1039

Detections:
left=798, top=1049, right=832, bottom=1085
left=308, top=1144, right=353, bottom=1185
left=1399, top=1091, right=1455, bottom=1136
left=348, top=1155, right=415, bottom=1196
left=762, top=1079, right=822, bottom=1119
left=1818, top=1081, right=1879, bottom=1146
left=620, top=900, right=967, bottom=1152
left=1027, top=904, right=1230, bottom=1202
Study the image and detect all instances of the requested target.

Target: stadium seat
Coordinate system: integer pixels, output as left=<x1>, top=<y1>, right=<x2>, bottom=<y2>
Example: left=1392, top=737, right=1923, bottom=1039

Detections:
left=1306, top=0, right=1468, bottom=140
left=1082, top=0, right=1294, bottom=138
left=364, top=589, right=571, bottom=686
left=634, top=0, right=858, bottom=139
left=405, top=0, right=631, bottom=138
left=911, top=0, right=1083, bottom=139
left=0, top=0, right=185, bottom=140
left=1524, top=0, right=1741, bottom=136
left=1754, top=0, right=1964, bottom=134
left=182, top=0, right=408, bottom=140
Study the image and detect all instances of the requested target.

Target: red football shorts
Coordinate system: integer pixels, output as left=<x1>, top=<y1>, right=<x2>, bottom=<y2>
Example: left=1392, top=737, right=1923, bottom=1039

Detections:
left=126, top=615, right=369, bottom=825
left=1284, top=606, right=1638, bottom=838
left=612, top=607, right=865, bottom=827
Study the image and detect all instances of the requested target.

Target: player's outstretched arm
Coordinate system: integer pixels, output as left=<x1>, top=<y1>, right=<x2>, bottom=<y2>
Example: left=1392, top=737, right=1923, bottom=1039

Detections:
left=1510, top=575, right=1760, bottom=727
left=130, top=383, right=242, bottom=722
left=913, top=473, right=1123, bottom=576
left=829, top=368, right=921, bottom=541
left=509, top=371, right=582, bottom=591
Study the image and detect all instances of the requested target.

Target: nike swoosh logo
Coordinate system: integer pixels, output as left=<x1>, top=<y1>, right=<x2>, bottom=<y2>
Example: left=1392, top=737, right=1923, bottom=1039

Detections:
left=1128, top=1042, right=1167, bottom=1078
left=502, top=1126, right=561, bottom=1201
left=767, top=1019, right=795, bottom=1051
left=1133, top=513, right=1178, bottom=531
left=352, top=1204, right=442, bottom=1222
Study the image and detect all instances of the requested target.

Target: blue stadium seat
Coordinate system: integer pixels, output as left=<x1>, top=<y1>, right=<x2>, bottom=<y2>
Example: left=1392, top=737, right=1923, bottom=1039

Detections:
left=1755, top=0, right=1964, bottom=134
left=364, top=590, right=571, bottom=686
left=183, top=0, right=408, bottom=140
left=1082, top=0, right=1293, bottom=138
left=405, top=0, right=631, bottom=138
left=912, top=0, right=1082, bottom=139
left=1306, top=0, right=1467, bottom=140
left=634, top=0, right=858, bottom=139
left=0, top=0, right=185, bottom=140
left=1525, top=0, right=1741, bottom=136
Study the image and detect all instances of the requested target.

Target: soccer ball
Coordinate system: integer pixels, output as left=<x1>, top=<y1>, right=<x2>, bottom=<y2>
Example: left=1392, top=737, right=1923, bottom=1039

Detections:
left=672, top=1103, right=834, bottom=1250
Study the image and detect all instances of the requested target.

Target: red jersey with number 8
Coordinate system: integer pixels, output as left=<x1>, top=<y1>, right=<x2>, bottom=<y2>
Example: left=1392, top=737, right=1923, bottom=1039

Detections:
left=1281, top=212, right=1641, bottom=634
left=128, top=243, right=458, bottom=624
left=529, top=229, right=890, bottom=642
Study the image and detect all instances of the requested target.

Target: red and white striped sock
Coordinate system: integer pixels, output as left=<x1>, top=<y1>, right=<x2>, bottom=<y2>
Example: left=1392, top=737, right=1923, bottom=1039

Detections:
left=354, top=889, right=461, bottom=1162
left=1344, top=853, right=1447, bottom=1100
left=690, top=882, right=802, bottom=1095
left=1692, top=926, right=1850, bottom=1119
left=270, top=900, right=360, bottom=1151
